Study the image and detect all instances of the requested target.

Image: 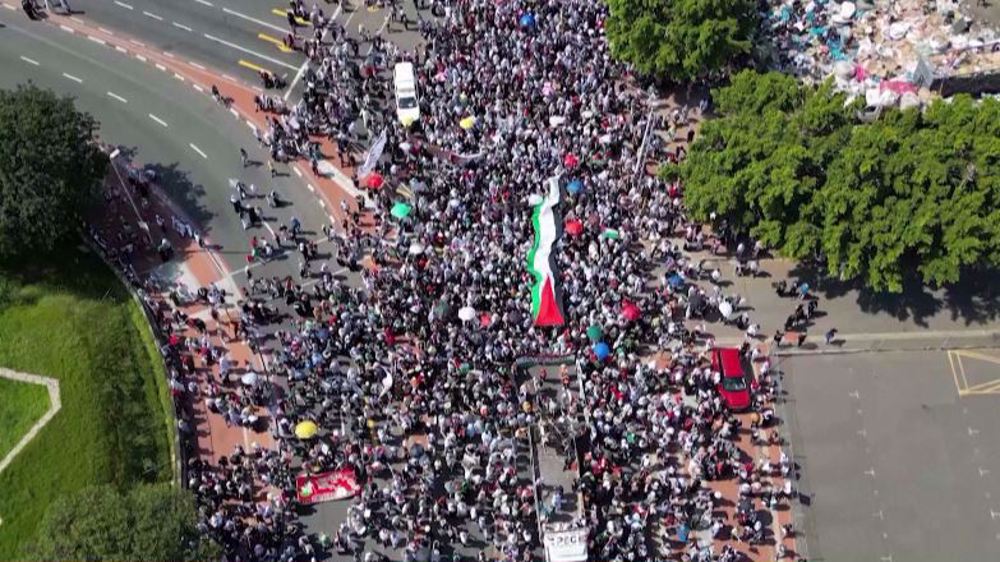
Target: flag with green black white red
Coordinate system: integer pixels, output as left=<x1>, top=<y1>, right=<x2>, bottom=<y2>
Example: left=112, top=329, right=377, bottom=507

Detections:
left=526, top=176, right=565, bottom=326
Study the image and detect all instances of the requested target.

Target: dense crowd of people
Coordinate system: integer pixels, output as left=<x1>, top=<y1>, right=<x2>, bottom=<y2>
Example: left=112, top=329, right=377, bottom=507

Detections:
left=90, top=1, right=804, bottom=561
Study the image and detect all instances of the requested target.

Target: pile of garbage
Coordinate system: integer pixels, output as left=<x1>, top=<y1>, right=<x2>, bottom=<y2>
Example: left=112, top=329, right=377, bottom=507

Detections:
left=764, top=0, right=1000, bottom=107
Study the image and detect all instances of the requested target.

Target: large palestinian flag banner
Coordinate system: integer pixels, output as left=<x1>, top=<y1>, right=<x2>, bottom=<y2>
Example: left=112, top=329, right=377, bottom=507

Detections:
left=527, top=176, right=565, bottom=326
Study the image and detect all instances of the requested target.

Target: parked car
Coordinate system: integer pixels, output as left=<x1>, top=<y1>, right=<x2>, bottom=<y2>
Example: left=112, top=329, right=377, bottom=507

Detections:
left=711, top=347, right=755, bottom=411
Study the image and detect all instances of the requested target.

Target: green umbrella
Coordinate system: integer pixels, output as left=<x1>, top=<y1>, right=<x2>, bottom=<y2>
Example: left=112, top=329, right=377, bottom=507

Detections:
left=586, top=324, right=603, bottom=342
left=601, top=228, right=620, bottom=240
left=390, top=202, right=413, bottom=219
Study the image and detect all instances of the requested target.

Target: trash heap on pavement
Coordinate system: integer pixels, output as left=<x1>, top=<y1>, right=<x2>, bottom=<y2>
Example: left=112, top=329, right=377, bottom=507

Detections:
left=764, top=0, right=1000, bottom=107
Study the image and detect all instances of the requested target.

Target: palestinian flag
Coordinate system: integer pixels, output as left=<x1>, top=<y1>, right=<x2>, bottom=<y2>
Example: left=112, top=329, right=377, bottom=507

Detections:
left=526, top=176, right=565, bottom=326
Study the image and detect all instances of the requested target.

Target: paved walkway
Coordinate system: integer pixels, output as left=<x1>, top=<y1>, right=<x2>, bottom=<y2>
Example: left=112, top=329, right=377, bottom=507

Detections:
left=0, top=369, right=61, bottom=475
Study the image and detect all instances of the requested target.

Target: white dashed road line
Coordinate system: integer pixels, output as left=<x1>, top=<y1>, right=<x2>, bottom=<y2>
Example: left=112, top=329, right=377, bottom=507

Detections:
left=88, top=36, right=107, bottom=46
left=229, top=107, right=239, bottom=118
left=1, top=3, right=15, bottom=10
left=189, top=143, right=208, bottom=159
left=293, top=168, right=303, bottom=178
left=220, top=7, right=287, bottom=34
left=172, top=21, right=194, bottom=32
left=114, top=0, right=133, bottom=9
left=98, top=26, right=115, bottom=35
left=136, top=54, right=147, bottom=62
left=193, top=0, right=214, bottom=6
left=202, top=33, right=298, bottom=70
left=155, top=63, right=167, bottom=71
left=61, top=72, right=83, bottom=83
left=107, top=91, right=128, bottom=103
left=59, top=24, right=73, bottom=33
left=142, top=10, right=163, bottom=21
left=193, top=84, right=205, bottom=93
left=174, top=73, right=186, bottom=81
left=131, top=39, right=146, bottom=47
left=19, top=55, right=39, bottom=66
left=115, top=45, right=128, bottom=53
left=189, top=61, right=206, bottom=70
left=148, top=113, right=168, bottom=127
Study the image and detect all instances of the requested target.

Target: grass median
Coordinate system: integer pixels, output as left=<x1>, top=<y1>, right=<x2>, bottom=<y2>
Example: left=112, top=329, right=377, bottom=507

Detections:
left=0, top=245, right=175, bottom=559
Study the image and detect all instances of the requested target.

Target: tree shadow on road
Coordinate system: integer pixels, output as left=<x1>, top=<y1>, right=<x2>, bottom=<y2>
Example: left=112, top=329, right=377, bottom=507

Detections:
left=142, top=161, right=215, bottom=234
left=787, top=261, right=1000, bottom=328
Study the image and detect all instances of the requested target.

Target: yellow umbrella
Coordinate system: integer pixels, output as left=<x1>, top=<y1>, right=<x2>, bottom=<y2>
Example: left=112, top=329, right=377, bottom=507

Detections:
left=459, top=116, right=476, bottom=130
left=295, top=420, right=318, bottom=439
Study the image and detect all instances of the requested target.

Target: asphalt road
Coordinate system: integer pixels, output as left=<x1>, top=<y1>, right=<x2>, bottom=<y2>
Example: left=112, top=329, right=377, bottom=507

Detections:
left=1, top=8, right=333, bottom=276
left=782, top=350, right=1000, bottom=562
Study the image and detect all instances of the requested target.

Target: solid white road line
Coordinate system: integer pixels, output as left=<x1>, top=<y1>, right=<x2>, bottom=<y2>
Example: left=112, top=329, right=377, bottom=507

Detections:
left=114, top=0, right=133, bottom=9
left=143, top=10, right=163, bottom=21
left=107, top=91, right=128, bottom=103
left=189, top=143, right=208, bottom=159
left=148, top=113, right=168, bottom=127
left=19, top=55, right=39, bottom=66
left=203, top=33, right=298, bottom=70
left=88, top=36, right=107, bottom=46
left=172, top=21, right=193, bottom=32
left=220, top=7, right=287, bottom=34
left=61, top=72, right=83, bottom=83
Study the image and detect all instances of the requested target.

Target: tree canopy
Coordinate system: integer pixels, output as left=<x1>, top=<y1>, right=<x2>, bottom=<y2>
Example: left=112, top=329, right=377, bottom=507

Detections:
left=26, top=483, right=218, bottom=561
left=0, top=84, right=107, bottom=257
left=605, top=0, right=757, bottom=82
left=669, top=70, right=1000, bottom=293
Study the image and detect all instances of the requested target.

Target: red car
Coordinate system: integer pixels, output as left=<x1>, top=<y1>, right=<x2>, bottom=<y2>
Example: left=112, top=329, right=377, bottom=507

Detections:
left=711, top=347, right=755, bottom=411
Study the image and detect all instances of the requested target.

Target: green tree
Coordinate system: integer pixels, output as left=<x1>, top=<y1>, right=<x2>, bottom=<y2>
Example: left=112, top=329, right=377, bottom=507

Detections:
left=0, top=83, right=107, bottom=257
left=27, top=483, right=218, bottom=561
left=606, top=0, right=757, bottom=81
left=670, top=70, right=1000, bottom=292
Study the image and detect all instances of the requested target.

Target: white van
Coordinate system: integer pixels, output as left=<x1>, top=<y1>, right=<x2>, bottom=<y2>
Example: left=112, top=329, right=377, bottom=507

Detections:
left=393, top=62, right=420, bottom=124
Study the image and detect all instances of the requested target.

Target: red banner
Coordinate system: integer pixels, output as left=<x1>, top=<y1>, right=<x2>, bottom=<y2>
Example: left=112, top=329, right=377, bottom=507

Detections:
left=295, top=468, right=360, bottom=504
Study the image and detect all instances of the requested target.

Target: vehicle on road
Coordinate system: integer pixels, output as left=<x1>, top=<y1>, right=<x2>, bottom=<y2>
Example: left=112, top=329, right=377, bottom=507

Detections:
left=393, top=62, right=420, bottom=124
left=711, top=347, right=754, bottom=411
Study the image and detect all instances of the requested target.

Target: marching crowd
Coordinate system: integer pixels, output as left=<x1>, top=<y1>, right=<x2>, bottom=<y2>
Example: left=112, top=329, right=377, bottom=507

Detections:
left=90, top=1, right=803, bottom=561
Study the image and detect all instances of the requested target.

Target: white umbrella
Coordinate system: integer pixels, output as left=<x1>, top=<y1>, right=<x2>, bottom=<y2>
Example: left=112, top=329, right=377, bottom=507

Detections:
left=409, top=242, right=425, bottom=255
left=458, top=306, right=476, bottom=322
left=241, top=371, right=259, bottom=386
left=718, top=301, right=734, bottom=320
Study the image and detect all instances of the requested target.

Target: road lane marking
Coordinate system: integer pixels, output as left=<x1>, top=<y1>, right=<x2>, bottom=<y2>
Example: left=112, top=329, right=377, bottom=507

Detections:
left=143, top=10, right=163, bottom=21
left=59, top=24, right=74, bottom=33
left=114, top=0, right=133, bottom=9
left=172, top=21, right=193, bottom=32
left=189, top=143, right=208, bottom=159
left=271, top=8, right=310, bottom=26
left=98, top=26, right=115, bottom=35
left=115, top=45, right=128, bottom=53
left=222, top=73, right=236, bottom=81
left=136, top=54, right=147, bottom=62
left=131, top=39, right=146, bottom=47
left=1, top=3, right=14, bottom=10
left=293, top=167, right=303, bottom=178
left=148, top=113, right=168, bottom=127
left=221, top=7, right=287, bottom=34
left=88, top=36, right=107, bottom=46
left=258, top=32, right=293, bottom=53
left=193, top=0, right=214, bottom=6
left=229, top=107, right=239, bottom=118
left=107, top=91, right=128, bottom=103
left=155, top=63, right=167, bottom=71
left=189, top=61, right=206, bottom=70
left=193, top=84, right=205, bottom=92
left=238, top=59, right=271, bottom=74
left=61, top=72, right=83, bottom=83
left=163, top=51, right=175, bottom=58
left=376, top=12, right=390, bottom=34
left=307, top=184, right=315, bottom=192
left=19, top=56, right=39, bottom=66
left=245, top=119, right=255, bottom=128
left=204, top=33, right=298, bottom=70
left=174, top=73, right=186, bottom=81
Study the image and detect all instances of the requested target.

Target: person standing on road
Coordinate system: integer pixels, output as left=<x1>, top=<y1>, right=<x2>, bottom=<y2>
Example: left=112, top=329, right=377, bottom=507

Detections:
left=240, top=148, right=249, bottom=167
